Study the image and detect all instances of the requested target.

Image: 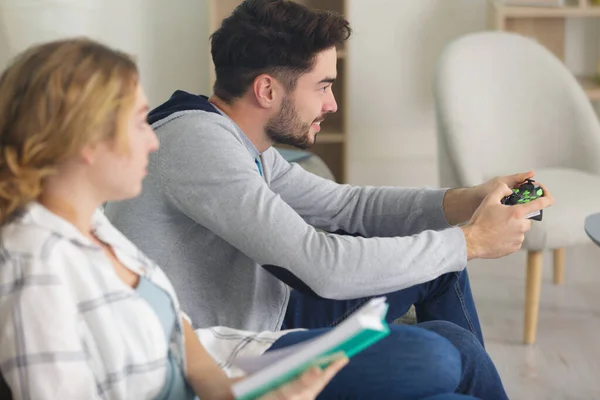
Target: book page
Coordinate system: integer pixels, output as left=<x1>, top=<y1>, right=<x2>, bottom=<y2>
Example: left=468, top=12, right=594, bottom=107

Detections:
left=231, top=297, right=388, bottom=374
left=233, top=339, right=313, bottom=374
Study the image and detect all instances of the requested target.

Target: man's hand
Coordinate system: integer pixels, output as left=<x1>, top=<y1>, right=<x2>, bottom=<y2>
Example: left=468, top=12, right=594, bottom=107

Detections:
left=443, top=170, right=539, bottom=226
left=472, top=170, right=537, bottom=206
left=461, top=181, right=554, bottom=260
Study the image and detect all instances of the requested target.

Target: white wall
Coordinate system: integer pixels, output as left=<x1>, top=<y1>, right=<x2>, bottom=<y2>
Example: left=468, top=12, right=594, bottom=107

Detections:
left=133, top=0, right=210, bottom=107
left=0, top=0, right=209, bottom=108
left=345, top=0, right=489, bottom=188
left=345, top=0, right=600, bottom=188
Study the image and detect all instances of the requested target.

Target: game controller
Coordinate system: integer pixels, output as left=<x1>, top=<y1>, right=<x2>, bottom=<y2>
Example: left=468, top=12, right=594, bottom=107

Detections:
left=501, top=179, right=544, bottom=221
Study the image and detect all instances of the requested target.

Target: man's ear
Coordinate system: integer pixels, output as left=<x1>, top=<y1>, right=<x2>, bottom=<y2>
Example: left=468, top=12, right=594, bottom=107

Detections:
left=253, top=74, right=282, bottom=109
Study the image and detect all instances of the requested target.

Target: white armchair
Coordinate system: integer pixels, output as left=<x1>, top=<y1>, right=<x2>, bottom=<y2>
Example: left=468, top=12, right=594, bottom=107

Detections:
left=434, top=31, right=600, bottom=344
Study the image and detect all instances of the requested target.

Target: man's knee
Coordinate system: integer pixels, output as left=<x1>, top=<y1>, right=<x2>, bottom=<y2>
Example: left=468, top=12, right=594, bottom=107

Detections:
left=417, top=320, right=483, bottom=356
left=386, top=325, right=462, bottom=391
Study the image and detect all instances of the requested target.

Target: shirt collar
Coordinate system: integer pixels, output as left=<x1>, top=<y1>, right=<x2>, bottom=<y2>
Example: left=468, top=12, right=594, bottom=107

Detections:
left=23, top=202, right=103, bottom=249
left=22, top=202, right=147, bottom=275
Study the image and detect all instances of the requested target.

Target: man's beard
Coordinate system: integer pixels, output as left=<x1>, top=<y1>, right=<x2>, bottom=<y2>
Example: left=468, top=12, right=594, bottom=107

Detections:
left=265, top=96, right=316, bottom=150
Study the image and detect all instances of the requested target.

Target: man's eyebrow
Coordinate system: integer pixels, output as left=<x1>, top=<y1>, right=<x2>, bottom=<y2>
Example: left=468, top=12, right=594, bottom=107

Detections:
left=317, top=77, right=336, bottom=85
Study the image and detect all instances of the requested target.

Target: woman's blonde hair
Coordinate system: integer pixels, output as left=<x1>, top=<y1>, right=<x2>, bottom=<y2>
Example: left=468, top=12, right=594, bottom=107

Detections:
left=0, top=37, right=139, bottom=224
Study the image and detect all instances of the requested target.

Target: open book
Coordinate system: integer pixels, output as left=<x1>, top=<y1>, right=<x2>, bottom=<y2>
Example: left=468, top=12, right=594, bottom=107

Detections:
left=231, top=297, right=390, bottom=400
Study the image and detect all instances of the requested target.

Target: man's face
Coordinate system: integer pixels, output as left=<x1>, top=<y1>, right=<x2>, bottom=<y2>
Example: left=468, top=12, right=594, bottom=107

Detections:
left=265, top=47, right=338, bottom=149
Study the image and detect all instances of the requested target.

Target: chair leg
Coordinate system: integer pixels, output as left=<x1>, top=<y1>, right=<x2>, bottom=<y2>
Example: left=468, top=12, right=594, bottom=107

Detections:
left=524, top=250, right=543, bottom=345
left=553, top=248, right=565, bottom=285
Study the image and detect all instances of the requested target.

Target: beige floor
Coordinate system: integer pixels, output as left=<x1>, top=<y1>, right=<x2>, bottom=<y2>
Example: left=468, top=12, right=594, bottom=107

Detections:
left=468, top=243, right=600, bottom=400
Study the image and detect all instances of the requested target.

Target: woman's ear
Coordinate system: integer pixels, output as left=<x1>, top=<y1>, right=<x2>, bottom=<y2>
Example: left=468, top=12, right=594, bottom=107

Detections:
left=79, top=142, right=99, bottom=166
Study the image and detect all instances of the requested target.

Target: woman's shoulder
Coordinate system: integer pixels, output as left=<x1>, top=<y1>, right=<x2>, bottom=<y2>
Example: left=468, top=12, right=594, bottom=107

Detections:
left=0, top=204, right=92, bottom=273
left=1, top=215, right=60, bottom=258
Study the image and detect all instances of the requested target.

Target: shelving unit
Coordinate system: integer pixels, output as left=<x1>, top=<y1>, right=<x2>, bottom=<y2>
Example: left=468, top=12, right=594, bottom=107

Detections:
left=490, top=0, right=600, bottom=102
left=207, top=0, right=349, bottom=182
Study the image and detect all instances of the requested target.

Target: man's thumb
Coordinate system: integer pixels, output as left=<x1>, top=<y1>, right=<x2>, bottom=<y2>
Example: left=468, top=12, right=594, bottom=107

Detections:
left=486, top=182, right=513, bottom=204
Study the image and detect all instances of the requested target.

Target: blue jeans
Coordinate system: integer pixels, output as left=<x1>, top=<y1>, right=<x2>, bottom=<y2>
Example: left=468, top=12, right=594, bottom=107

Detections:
left=269, top=323, right=487, bottom=399
left=282, top=269, right=484, bottom=346
left=275, top=269, right=508, bottom=399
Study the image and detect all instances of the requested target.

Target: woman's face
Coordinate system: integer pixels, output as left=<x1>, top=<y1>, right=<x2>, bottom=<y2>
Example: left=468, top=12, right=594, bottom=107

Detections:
left=85, top=84, right=159, bottom=202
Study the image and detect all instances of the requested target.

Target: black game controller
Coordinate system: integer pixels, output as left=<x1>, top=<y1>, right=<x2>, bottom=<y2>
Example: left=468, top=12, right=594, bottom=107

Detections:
left=501, top=179, right=544, bottom=221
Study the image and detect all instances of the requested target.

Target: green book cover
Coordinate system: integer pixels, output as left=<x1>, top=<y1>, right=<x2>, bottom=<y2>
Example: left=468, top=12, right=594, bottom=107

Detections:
left=231, top=297, right=390, bottom=400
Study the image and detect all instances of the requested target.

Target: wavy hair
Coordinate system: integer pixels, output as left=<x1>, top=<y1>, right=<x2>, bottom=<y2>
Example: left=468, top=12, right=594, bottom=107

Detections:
left=211, top=0, right=351, bottom=103
left=0, top=38, right=138, bottom=224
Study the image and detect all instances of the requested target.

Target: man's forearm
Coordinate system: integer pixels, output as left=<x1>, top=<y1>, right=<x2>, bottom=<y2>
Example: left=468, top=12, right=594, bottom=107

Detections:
left=442, top=187, right=480, bottom=226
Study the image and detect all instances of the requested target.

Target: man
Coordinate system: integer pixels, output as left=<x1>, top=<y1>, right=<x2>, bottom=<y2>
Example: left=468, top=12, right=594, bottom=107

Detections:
left=105, top=0, right=550, bottom=396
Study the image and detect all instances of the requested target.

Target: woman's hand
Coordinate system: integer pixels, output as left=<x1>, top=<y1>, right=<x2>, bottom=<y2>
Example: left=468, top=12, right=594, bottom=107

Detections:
left=258, top=357, right=348, bottom=400
left=182, top=317, right=347, bottom=400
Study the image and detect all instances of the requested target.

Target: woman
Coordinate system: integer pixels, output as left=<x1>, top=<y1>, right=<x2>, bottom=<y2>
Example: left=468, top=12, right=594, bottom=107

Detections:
left=0, top=38, right=483, bottom=399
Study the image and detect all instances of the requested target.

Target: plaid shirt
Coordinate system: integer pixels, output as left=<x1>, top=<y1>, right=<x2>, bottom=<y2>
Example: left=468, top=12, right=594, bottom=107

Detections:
left=0, top=203, right=288, bottom=399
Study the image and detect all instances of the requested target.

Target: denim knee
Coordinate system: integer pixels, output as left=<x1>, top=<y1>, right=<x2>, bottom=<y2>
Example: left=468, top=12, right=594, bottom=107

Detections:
left=417, top=320, right=484, bottom=356
left=387, top=324, right=462, bottom=393
left=415, top=320, right=510, bottom=400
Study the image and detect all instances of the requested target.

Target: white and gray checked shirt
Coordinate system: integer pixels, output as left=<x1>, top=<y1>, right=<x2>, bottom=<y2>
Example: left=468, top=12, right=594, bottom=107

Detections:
left=0, top=203, right=289, bottom=399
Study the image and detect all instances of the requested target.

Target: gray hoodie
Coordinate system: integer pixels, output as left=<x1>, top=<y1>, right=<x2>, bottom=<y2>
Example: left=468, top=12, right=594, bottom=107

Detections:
left=104, top=91, right=467, bottom=332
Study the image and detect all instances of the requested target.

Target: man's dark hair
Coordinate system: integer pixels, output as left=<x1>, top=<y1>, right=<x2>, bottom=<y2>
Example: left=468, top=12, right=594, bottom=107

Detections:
left=210, top=0, right=351, bottom=103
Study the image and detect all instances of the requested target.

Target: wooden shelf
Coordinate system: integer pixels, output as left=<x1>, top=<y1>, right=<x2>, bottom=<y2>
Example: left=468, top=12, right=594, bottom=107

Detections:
left=577, top=76, right=600, bottom=101
left=317, top=132, right=344, bottom=143
left=492, top=1, right=600, bottom=104
left=494, top=2, right=600, bottom=17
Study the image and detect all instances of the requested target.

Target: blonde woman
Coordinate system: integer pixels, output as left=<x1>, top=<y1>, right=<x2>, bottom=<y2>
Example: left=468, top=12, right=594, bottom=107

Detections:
left=0, top=38, right=347, bottom=400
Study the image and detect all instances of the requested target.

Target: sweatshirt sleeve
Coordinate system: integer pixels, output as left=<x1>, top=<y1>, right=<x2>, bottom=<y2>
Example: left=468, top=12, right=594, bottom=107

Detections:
left=157, top=113, right=467, bottom=300
left=266, top=147, right=453, bottom=237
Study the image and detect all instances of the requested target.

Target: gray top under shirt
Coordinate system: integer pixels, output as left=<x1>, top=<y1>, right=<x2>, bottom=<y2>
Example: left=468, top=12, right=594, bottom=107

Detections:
left=105, top=109, right=467, bottom=332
